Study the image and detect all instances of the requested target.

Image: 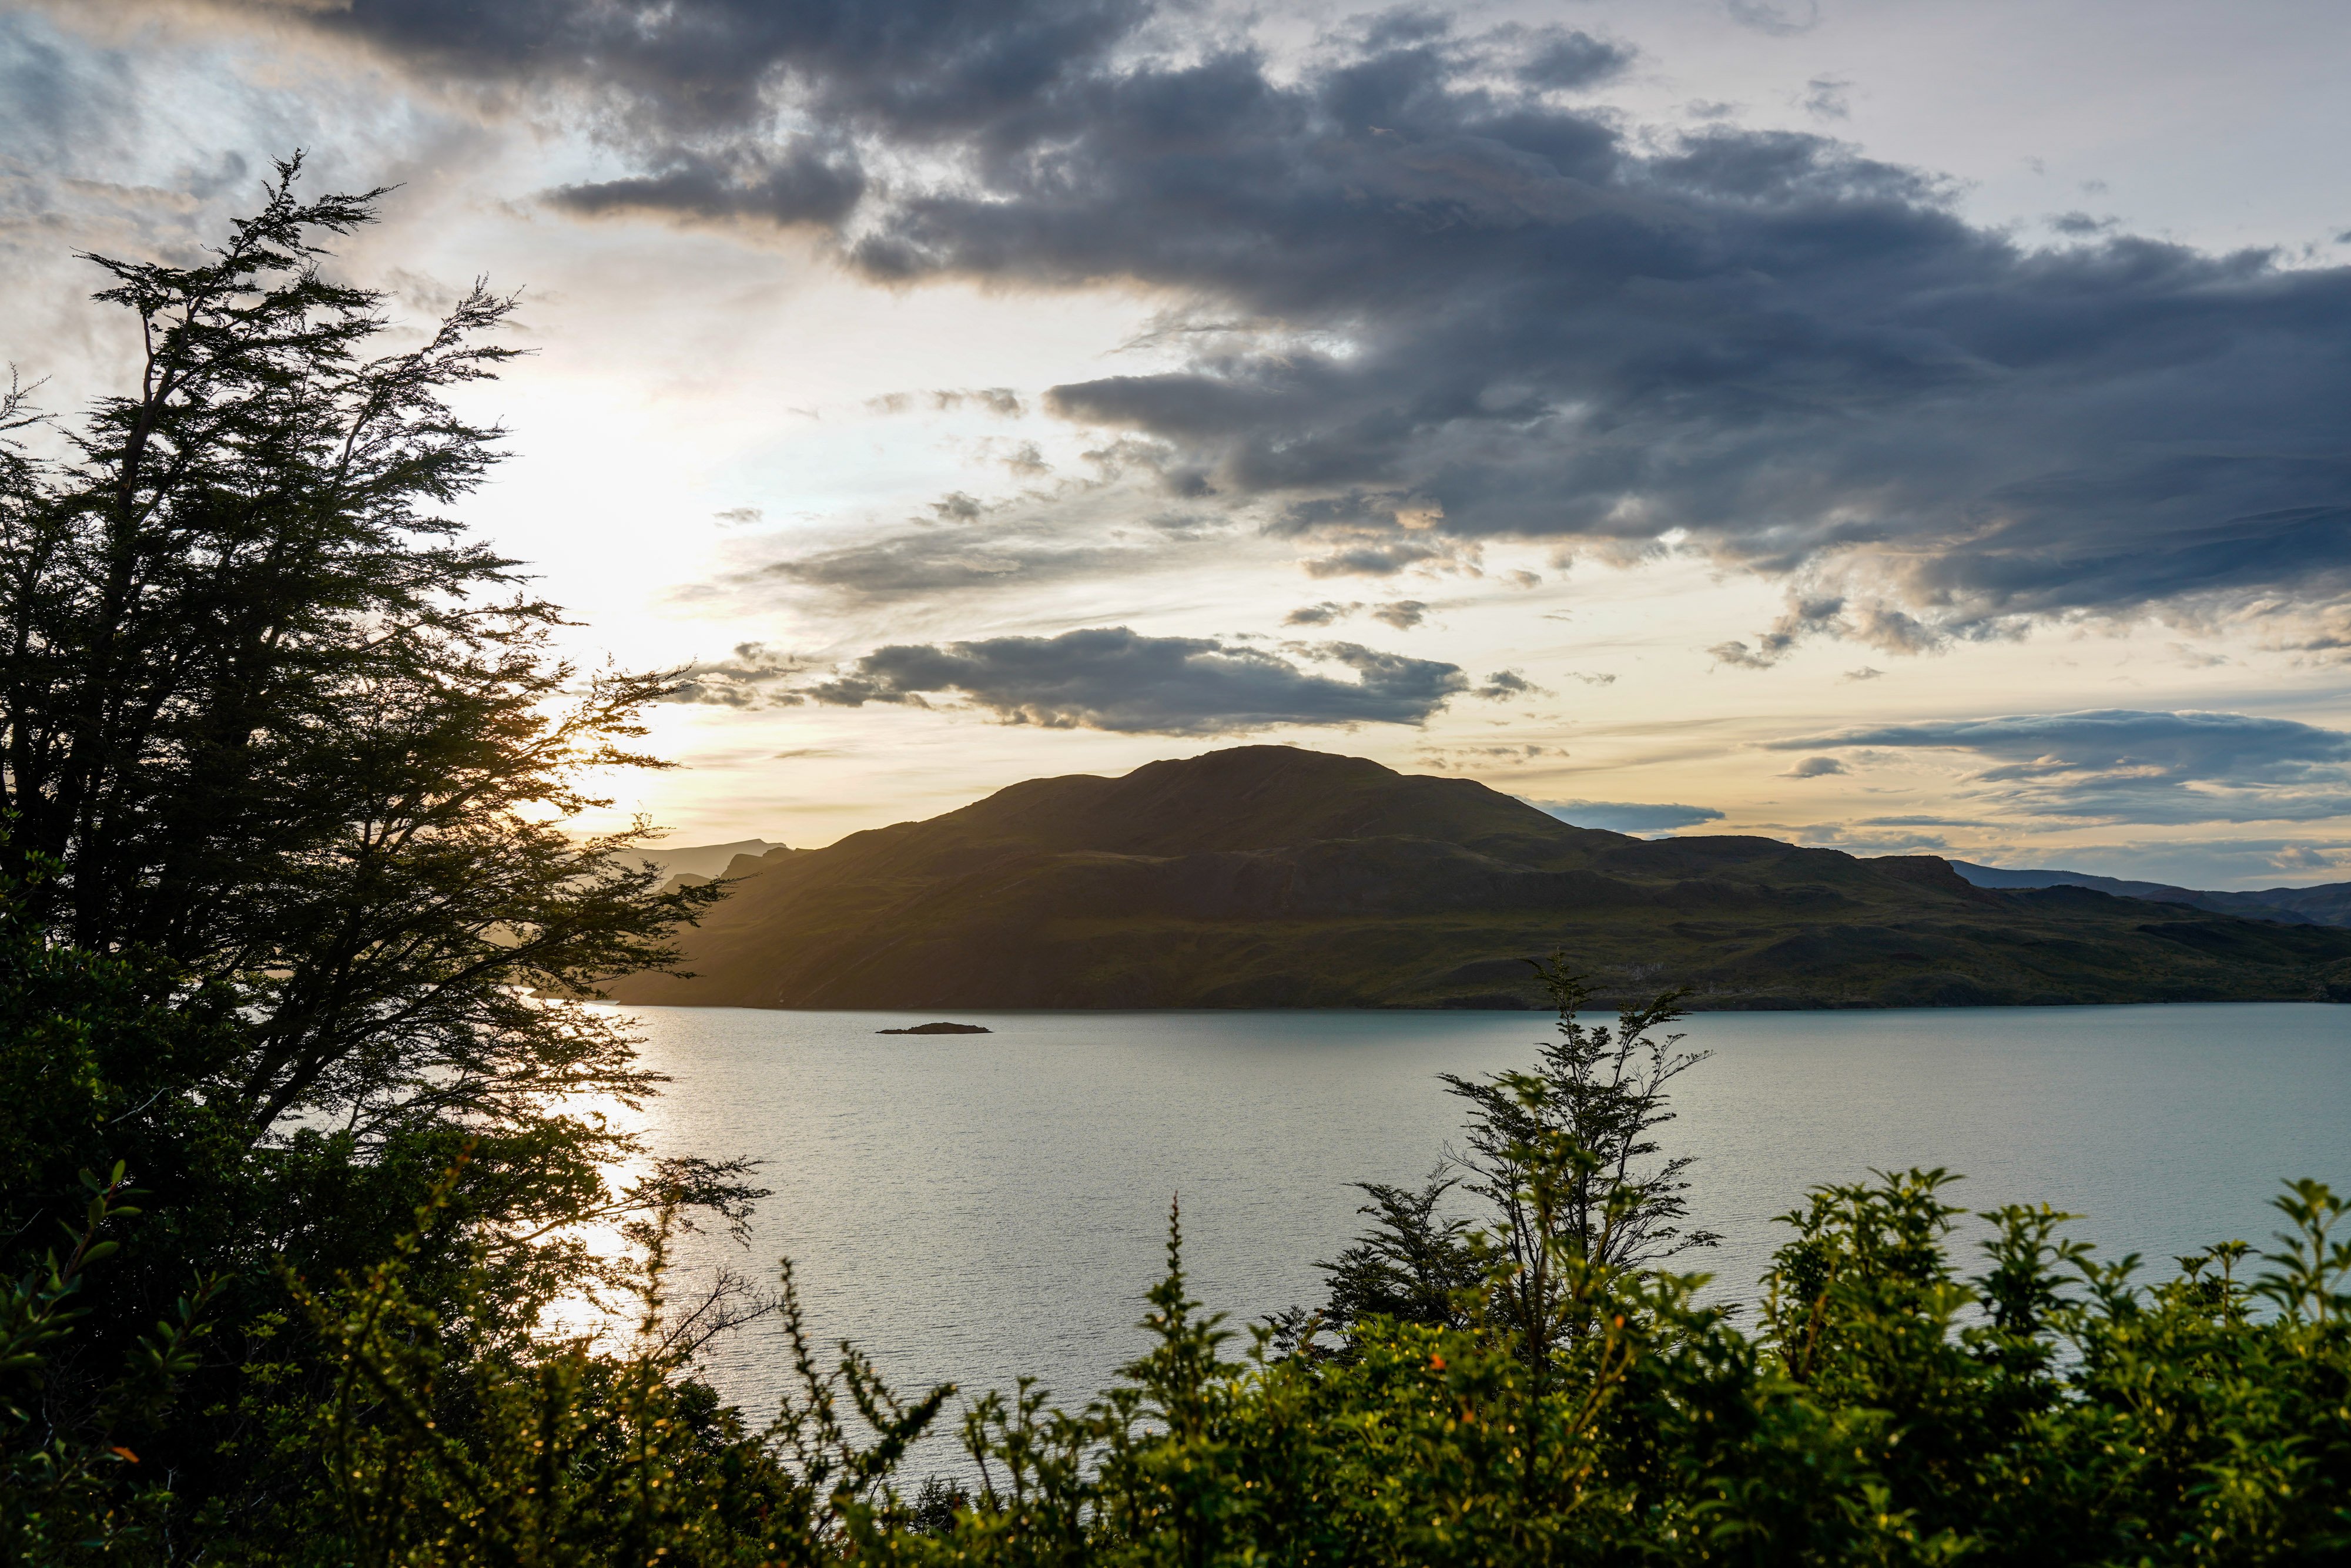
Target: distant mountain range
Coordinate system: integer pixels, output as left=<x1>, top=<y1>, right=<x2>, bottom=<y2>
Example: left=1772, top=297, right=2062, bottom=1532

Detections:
left=607, top=748, right=2351, bottom=1011
left=1948, top=862, right=2351, bottom=927
left=622, top=837, right=786, bottom=885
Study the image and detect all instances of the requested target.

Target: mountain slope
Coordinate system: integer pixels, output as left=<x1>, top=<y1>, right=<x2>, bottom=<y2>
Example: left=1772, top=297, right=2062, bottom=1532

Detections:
left=1949, top=861, right=2351, bottom=927
left=607, top=748, right=2351, bottom=1011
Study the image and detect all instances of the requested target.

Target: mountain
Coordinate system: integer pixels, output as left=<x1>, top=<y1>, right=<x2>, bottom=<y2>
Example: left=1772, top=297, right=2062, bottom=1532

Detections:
left=619, top=838, right=787, bottom=883
left=604, top=747, right=2351, bottom=1011
left=1949, top=862, right=2351, bottom=927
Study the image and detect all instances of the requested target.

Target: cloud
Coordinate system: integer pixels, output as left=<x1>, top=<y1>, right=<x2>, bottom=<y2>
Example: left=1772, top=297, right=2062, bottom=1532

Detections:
left=1844, top=665, right=1885, bottom=681
left=1726, top=0, right=1820, bottom=36
left=1474, top=668, right=1542, bottom=699
left=1781, top=755, right=1848, bottom=778
left=1774, top=708, right=2351, bottom=823
left=1799, top=76, right=1851, bottom=120
left=189, top=1, right=2351, bottom=655
left=2048, top=210, right=2116, bottom=236
left=749, top=530, right=1138, bottom=605
left=661, top=642, right=805, bottom=708
left=801, top=626, right=1468, bottom=733
left=1284, top=597, right=1429, bottom=628
left=1709, top=641, right=1774, bottom=671
left=1515, top=30, right=1636, bottom=92
left=1535, top=799, right=1727, bottom=833
left=552, top=147, right=865, bottom=226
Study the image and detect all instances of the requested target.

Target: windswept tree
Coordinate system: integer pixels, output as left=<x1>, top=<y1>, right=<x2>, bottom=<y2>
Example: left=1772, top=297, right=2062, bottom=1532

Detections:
left=0, top=159, right=751, bottom=1530
left=1291, top=959, right=1717, bottom=1368
left=1442, top=958, right=1718, bottom=1363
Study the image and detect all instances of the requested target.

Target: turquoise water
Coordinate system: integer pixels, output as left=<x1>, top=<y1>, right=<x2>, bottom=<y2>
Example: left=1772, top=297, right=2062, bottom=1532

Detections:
left=621, top=1003, right=2350, bottom=1420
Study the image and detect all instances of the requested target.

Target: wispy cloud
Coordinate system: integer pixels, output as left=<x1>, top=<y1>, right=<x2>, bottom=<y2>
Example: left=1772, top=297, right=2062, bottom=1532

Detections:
left=1533, top=799, right=1726, bottom=833
left=1774, top=709, right=2351, bottom=823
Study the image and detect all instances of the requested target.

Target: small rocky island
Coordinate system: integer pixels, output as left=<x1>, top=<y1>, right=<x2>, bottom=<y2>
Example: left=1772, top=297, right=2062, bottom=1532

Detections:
left=876, top=1021, right=993, bottom=1034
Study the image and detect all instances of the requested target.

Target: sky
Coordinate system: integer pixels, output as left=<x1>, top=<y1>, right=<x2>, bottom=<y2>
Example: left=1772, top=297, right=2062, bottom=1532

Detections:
left=5, top=0, right=2351, bottom=888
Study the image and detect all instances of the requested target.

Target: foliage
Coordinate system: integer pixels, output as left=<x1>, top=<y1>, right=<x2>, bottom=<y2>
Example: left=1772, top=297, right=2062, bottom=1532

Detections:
left=0, top=160, right=755, bottom=1553
left=5, top=160, right=2348, bottom=1566
left=22, top=1162, right=2340, bottom=1565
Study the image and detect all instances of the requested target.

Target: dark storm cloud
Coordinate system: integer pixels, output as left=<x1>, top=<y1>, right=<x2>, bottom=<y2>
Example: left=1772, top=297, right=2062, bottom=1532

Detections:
left=1535, top=800, right=1726, bottom=833
left=802, top=626, right=1468, bottom=733
left=302, top=0, right=1147, bottom=137
left=215, top=0, right=2351, bottom=649
left=553, top=145, right=865, bottom=225
left=1776, top=709, right=2351, bottom=823
left=849, top=25, right=2350, bottom=650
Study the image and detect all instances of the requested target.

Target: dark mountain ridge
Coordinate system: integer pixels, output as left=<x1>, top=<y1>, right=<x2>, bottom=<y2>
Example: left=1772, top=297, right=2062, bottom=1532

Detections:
left=607, top=747, right=2351, bottom=1011
left=1949, top=861, right=2351, bottom=927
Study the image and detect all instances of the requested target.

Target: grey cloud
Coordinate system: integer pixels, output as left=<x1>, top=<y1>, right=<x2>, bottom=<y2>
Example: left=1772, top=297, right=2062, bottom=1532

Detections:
left=868, top=387, right=1029, bottom=417
left=1535, top=799, right=1726, bottom=833
left=1800, top=76, right=1850, bottom=120
left=212, top=0, right=2351, bottom=652
left=856, top=31, right=2351, bottom=652
left=938, top=387, right=1027, bottom=417
left=1474, top=668, right=1542, bottom=699
left=2048, top=210, right=2116, bottom=236
left=756, top=531, right=1129, bottom=604
left=293, top=0, right=1147, bottom=142
left=1844, top=665, right=1884, bottom=681
left=662, top=642, right=804, bottom=707
left=802, top=626, right=1467, bottom=733
left=1516, top=30, right=1636, bottom=91
left=1283, top=597, right=1432, bottom=628
left=1781, top=755, right=1848, bottom=778
left=1727, top=0, right=1819, bottom=36
left=1775, top=708, right=2351, bottom=824
left=552, top=144, right=864, bottom=226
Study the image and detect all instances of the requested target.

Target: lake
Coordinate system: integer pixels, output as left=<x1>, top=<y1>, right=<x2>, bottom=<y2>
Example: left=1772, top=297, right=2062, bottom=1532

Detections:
left=618, top=1003, right=2350, bottom=1429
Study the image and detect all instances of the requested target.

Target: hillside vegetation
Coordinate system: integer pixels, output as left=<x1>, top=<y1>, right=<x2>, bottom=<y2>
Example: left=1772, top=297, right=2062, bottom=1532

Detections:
left=612, top=747, right=2351, bottom=1010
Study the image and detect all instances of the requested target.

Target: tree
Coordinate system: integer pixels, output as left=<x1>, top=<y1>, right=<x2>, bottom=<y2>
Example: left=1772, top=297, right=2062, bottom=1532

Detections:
left=1282, top=1170, right=1482, bottom=1348
left=0, top=156, right=752, bottom=1533
left=1440, top=956, right=1717, bottom=1366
